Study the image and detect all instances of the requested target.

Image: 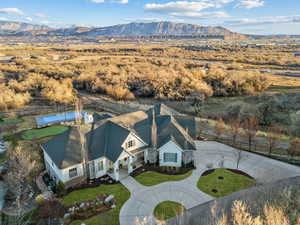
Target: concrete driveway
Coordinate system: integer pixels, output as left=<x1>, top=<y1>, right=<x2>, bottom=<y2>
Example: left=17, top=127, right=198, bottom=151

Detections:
left=195, top=141, right=300, bottom=184
left=119, top=141, right=300, bottom=225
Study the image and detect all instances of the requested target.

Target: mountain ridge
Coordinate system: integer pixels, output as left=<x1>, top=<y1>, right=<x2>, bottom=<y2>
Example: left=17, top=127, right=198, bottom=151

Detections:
left=0, top=21, right=48, bottom=34
left=0, top=21, right=244, bottom=38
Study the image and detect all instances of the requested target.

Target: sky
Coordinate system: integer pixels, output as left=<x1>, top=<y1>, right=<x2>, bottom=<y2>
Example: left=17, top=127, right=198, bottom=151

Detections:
left=1, top=0, right=300, bottom=35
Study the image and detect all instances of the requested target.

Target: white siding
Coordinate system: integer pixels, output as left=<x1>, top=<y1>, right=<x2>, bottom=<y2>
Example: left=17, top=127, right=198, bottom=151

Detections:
left=121, top=133, right=147, bottom=153
left=118, top=151, right=131, bottom=161
left=43, top=150, right=84, bottom=183
left=61, top=164, right=84, bottom=183
left=92, top=157, right=108, bottom=178
left=159, top=141, right=183, bottom=167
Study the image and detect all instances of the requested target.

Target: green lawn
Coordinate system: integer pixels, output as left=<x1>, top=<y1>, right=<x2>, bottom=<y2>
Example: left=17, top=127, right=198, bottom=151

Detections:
left=62, top=183, right=130, bottom=225
left=197, top=169, right=256, bottom=198
left=0, top=117, right=24, bottom=124
left=21, top=125, right=69, bottom=140
left=154, top=201, right=186, bottom=221
left=134, top=170, right=193, bottom=186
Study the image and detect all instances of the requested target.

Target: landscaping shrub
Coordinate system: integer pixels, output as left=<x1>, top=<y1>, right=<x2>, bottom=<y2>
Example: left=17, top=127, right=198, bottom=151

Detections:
left=56, top=181, right=66, bottom=197
left=35, top=194, right=45, bottom=205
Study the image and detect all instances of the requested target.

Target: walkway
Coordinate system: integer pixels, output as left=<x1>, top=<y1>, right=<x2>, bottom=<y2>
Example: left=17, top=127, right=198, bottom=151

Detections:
left=119, top=141, right=300, bottom=225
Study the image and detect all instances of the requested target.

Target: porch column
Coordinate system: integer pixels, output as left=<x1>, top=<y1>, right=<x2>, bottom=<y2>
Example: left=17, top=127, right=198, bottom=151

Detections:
left=114, top=161, right=120, bottom=181
left=128, top=156, right=133, bottom=174
left=144, top=149, right=148, bottom=163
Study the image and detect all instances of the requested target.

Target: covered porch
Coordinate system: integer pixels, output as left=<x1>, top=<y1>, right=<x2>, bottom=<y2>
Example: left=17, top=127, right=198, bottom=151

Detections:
left=108, top=150, right=145, bottom=181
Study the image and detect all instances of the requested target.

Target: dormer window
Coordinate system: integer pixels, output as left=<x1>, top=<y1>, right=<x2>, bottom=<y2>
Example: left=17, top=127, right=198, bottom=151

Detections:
left=126, top=140, right=135, bottom=149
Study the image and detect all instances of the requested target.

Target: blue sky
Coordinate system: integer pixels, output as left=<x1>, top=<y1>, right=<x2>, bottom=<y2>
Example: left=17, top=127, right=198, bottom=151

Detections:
left=1, top=0, right=300, bottom=35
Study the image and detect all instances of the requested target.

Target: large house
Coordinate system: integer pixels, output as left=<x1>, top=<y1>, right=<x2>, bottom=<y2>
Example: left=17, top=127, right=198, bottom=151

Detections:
left=41, top=104, right=197, bottom=186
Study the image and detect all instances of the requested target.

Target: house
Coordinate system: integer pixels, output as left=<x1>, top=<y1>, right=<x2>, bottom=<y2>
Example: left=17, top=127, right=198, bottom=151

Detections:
left=0, top=56, right=14, bottom=64
left=41, top=104, right=196, bottom=186
left=35, top=111, right=94, bottom=128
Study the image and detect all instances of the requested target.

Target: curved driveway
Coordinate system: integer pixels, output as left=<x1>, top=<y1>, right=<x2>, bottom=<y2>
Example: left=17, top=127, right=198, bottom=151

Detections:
left=119, top=141, right=300, bottom=225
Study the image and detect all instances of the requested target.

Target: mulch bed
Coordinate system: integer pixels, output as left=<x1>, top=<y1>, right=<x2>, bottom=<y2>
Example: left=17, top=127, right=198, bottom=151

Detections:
left=131, top=164, right=194, bottom=177
left=66, top=175, right=119, bottom=194
left=63, top=193, right=116, bottom=225
left=201, top=168, right=254, bottom=180
left=201, top=169, right=215, bottom=176
left=227, top=169, right=255, bottom=180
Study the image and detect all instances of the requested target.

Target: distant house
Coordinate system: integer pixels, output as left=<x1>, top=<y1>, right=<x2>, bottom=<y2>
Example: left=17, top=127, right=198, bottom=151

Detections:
left=0, top=56, right=14, bottom=64
left=295, top=52, right=300, bottom=57
left=47, top=54, right=70, bottom=61
left=41, top=104, right=196, bottom=186
left=35, top=111, right=93, bottom=128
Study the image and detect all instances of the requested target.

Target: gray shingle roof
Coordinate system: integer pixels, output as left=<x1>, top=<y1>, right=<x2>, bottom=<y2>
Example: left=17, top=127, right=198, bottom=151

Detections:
left=41, top=128, right=83, bottom=169
left=86, top=121, right=130, bottom=162
left=174, top=116, right=196, bottom=139
left=156, top=115, right=196, bottom=150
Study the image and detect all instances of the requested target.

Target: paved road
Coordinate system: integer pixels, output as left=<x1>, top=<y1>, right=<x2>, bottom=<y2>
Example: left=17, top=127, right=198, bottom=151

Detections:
left=119, top=141, right=300, bottom=225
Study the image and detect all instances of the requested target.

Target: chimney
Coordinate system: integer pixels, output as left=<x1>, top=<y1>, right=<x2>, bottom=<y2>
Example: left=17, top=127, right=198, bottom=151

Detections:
left=151, top=108, right=157, bottom=149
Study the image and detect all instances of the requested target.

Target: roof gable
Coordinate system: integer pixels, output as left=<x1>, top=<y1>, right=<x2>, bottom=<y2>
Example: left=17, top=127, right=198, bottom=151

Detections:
left=86, top=121, right=130, bottom=162
left=41, top=128, right=83, bottom=169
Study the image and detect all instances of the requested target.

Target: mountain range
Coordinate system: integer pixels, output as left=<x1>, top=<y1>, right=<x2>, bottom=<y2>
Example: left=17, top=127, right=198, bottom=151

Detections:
left=0, top=21, right=240, bottom=37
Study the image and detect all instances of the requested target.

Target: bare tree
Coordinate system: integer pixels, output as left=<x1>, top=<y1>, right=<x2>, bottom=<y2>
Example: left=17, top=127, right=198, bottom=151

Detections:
left=1, top=214, right=32, bottom=225
left=37, top=199, right=65, bottom=225
left=229, top=119, right=242, bottom=145
left=287, top=138, right=300, bottom=160
left=193, top=95, right=205, bottom=116
left=242, top=117, right=259, bottom=152
left=5, top=146, right=36, bottom=215
left=215, top=119, right=226, bottom=141
left=266, top=126, right=281, bottom=156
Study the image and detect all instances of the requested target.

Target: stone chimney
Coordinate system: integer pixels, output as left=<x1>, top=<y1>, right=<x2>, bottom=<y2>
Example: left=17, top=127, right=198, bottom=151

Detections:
left=147, top=107, right=158, bottom=164
left=151, top=108, right=157, bottom=148
left=184, top=128, right=189, bottom=149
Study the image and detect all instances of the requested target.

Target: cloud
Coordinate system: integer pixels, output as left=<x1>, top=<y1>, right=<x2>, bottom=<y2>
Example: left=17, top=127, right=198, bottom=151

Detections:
left=170, top=11, right=230, bottom=19
left=224, top=15, right=300, bottom=26
left=35, top=13, right=48, bottom=18
left=145, top=1, right=216, bottom=14
left=0, top=8, right=24, bottom=15
left=235, top=0, right=264, bottom=8
left=89, top=0, right=128, bottom=3
left=0, top=17, right=8, bottom=21
left=116, top=0, right=128, bottom=3
left=144, top=1, right=230, bottom=19
left=89, top=0, right=105, bottom=2
left=124, top=17, right=164, bottom=22
left=24, top=17, right=33, bottom=22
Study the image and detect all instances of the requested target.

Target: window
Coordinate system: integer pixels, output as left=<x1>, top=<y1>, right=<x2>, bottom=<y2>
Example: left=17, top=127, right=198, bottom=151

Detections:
left=69, top=167, right=78, bottom=178
left=163, top=153, right=178, bottom=163
left=98, top=160, right=104, bottom=171
left=126, top=140, right=135, bottom=149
